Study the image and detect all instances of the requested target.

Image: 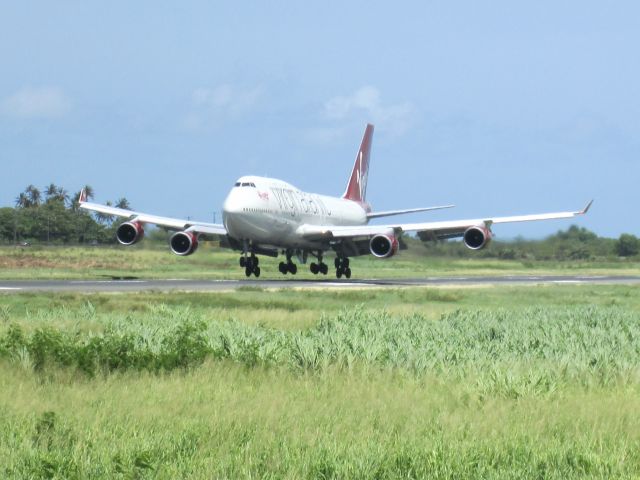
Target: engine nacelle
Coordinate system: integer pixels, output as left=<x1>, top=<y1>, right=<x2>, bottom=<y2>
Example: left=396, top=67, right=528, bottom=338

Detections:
left=369, top=234, right=399, bottom=258
left=170, top=231, right=199, bottom=256
left=116, top=221, right=144, bottom=246
left=463, top=226, right=492, bottom=250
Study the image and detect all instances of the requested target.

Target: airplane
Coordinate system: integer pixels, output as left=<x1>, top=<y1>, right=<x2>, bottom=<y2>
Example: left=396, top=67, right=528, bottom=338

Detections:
left=79, top=124, right=592, bottom=278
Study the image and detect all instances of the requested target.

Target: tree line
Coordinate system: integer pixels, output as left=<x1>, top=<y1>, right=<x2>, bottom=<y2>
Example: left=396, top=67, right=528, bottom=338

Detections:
left=0, top=184, right=131, bottom=244
left=418, top=225, right=639, bottom=260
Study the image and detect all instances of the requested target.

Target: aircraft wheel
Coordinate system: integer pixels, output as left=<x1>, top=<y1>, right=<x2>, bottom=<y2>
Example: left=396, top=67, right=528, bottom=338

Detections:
left=254, top=266, right=261, bottom=278
left=252, top=256, right=259, bottom=266
left=343, top=258, right=350, bottom=268
left=288, top=263, right=298, bottom=275
left=334, top=257, right=341, bottom=269
left=344, top=267, right=351, bottom=279
left=336, top=268, right=342, bottom=279
left=245, top=266, right=252, bottom=277
left=279, top=262, right=288, bottom=274
left=320, top=263, right=328, bottom=275
left=240, top=257, right=246, bottom=267
left=310, top=262, right=319, bottom=274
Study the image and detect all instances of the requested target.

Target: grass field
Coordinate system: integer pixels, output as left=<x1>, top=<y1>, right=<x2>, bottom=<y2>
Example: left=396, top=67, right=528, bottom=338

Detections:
left=1, top=284, right=639, bottom=478
left=1, top=243, right=639, bottom=280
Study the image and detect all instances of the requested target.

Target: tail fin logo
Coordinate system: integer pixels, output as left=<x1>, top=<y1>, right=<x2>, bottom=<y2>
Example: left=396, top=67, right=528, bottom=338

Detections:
left=343, top=124, right=373, bottom=203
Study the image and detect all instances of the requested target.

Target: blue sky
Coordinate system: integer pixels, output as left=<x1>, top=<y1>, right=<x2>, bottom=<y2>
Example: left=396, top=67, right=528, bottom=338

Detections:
left=1, top=1, right=638, bottom=238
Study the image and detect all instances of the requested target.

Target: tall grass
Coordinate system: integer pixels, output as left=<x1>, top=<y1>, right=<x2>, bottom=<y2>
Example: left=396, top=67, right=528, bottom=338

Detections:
left=2, top=305, right=639, bottom=395
left=2, top=363, right=639, bottom=479
left=1, top=289, right=639, bottom=478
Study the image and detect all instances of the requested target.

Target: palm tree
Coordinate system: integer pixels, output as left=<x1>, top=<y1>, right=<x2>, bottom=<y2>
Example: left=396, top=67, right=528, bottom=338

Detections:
left=95, top=201, right=115, bottom=225
left=55, top=187, right=70, bottom=207
left=82, top=185, right=95, bottom=201
left=45, top=183, right=59, bottom=203
left=15, top=192, right=29, bottom=208
left=25, top=185, right=41, bottom=207
left=115, top=197, right=131, bottom=210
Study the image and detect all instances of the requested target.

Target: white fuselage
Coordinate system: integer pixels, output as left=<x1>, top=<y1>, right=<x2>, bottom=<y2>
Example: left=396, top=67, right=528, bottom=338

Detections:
left=222, top=176, right=368, bottom=249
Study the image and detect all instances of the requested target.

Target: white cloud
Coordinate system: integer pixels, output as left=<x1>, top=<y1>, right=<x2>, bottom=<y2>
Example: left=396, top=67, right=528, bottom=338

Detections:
left=192, top=84, right=263, bottom=116
left=2, top=86, right=71, bottom=119
left=323, top=86, right=413, bottom=136
left=183, top=84, right=264, bottom=131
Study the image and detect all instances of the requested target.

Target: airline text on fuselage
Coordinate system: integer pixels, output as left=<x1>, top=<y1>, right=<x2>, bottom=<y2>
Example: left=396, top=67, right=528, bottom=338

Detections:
left=270, top=188, right=332, bottom=217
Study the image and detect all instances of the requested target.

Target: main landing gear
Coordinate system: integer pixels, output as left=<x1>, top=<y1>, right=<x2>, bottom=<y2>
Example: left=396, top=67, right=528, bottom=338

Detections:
left=309, top=252, right=328, bottom=275
left=278, top=250, right=298, bottom=275
left=335, top=257, right=351, bottom=279
left=238, top=246, right=350, bottom=279
left=239, top=253, right=260, bottom=277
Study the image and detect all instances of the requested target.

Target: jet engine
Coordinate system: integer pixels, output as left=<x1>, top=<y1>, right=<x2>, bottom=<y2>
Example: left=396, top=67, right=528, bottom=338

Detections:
left=116, top=221, right=144, bottom=246
left=463, top=226, right=492, bottom=250
left=369, top=233, right=399, bottom=258
left=170, top=231, right=199, bottom=256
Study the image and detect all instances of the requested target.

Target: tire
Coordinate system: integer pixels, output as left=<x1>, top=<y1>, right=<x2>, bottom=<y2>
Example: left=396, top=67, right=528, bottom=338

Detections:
left=345, top=268, right=351, bottom=279
left=289, top=263, right=298, bottom=275
left=334, top=257, right=341, bottom=269
left=310, top=263, right=318, bottom=274
left=320, top=263, right=328, bottom=275
left=254, top=267, right=261, bottom=277
left=240, top=257, right=246, bottom=267
left=245, top=267, right=252, bottom=277
left=336, top=269, right=342, bottom=279
left=279, top=262, right=287, bottom=274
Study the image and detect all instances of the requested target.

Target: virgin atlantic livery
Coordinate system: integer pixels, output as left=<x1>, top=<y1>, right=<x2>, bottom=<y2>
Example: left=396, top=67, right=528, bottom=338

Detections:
left=79, top=124, right=592, bottom=278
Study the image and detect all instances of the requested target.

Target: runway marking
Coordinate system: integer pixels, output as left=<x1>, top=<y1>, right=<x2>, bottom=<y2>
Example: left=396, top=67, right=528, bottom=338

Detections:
left=0, top=287, right=21, bottom=290
left=69, top=280, right=147, bottom=284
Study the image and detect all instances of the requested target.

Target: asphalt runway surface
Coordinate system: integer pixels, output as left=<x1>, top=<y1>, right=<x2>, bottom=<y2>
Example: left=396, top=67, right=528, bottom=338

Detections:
left=0, top=275, right=639, bottom=293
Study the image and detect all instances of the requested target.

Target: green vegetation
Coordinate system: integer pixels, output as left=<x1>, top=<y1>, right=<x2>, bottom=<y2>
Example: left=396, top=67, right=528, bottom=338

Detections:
left=1, top=285, right=639, bottom=478
left=0, top=241, right=639, bottom=280
left=422, top=225, right=640, bottom=261
left=1, top=183, right=130, bottom=245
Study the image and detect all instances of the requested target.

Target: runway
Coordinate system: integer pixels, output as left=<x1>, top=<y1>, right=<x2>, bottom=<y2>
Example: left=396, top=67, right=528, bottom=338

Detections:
left=0, top=275, right=638, bottom=293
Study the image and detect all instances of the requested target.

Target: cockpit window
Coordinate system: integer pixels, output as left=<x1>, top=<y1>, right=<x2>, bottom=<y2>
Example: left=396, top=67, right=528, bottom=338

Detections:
left=234, top=182, right=241, bottom=187
left=240, top=182, right=256, bottom=187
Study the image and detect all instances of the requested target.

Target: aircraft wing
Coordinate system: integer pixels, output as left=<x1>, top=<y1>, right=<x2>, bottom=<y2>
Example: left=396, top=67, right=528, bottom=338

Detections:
left=78, top=191, right=227, bottom=235
left=298, top=201, right=593, bottom=241
left=366, top=204, right=455, bottom=219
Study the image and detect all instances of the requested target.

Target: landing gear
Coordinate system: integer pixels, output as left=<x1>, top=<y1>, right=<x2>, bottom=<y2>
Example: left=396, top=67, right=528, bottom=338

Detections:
left=335, top=257, right=351, bottom=279
left=278, top=261, right=297, bottom=275
left=241, top=253, right=260, bottom=277
left=279, top=250, right=298, bottom=275
left=309, top=251, right=328, bottom=275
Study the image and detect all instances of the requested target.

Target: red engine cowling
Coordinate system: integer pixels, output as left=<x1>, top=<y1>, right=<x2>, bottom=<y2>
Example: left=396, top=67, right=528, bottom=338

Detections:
left=463, top=226, right=492, bottom=250
left=369, top=234, right=399, bottom=258
left=170, top=231, right=199, bottom=256
left=116, top=221, right=144, bottom=246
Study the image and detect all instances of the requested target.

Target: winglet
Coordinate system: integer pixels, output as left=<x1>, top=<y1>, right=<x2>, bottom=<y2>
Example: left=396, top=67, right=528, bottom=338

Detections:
left=78, top=188, right=87, bottom=204
left=579, top=199, right=593, bottom=215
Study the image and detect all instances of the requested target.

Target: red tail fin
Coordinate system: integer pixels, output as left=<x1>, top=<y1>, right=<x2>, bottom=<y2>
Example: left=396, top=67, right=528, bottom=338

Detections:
left=342, top=124, right=374, bottom=203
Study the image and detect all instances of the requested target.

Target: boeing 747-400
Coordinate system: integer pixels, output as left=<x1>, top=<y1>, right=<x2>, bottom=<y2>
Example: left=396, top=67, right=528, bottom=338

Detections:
left=79, top=124, right=591, bottom=278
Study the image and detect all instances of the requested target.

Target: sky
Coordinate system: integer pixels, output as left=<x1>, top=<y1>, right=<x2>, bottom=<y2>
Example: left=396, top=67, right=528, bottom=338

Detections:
left=1, top=1, right=638, bottom=239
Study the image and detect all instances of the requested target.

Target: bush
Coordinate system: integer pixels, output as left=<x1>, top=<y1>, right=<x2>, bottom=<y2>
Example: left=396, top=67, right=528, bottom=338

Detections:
left=616, top=234, right=640, bottom=257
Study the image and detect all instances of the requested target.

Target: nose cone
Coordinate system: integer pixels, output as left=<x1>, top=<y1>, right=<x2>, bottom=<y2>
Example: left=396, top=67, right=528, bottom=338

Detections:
left=223, top=189, right=243, bottom=215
